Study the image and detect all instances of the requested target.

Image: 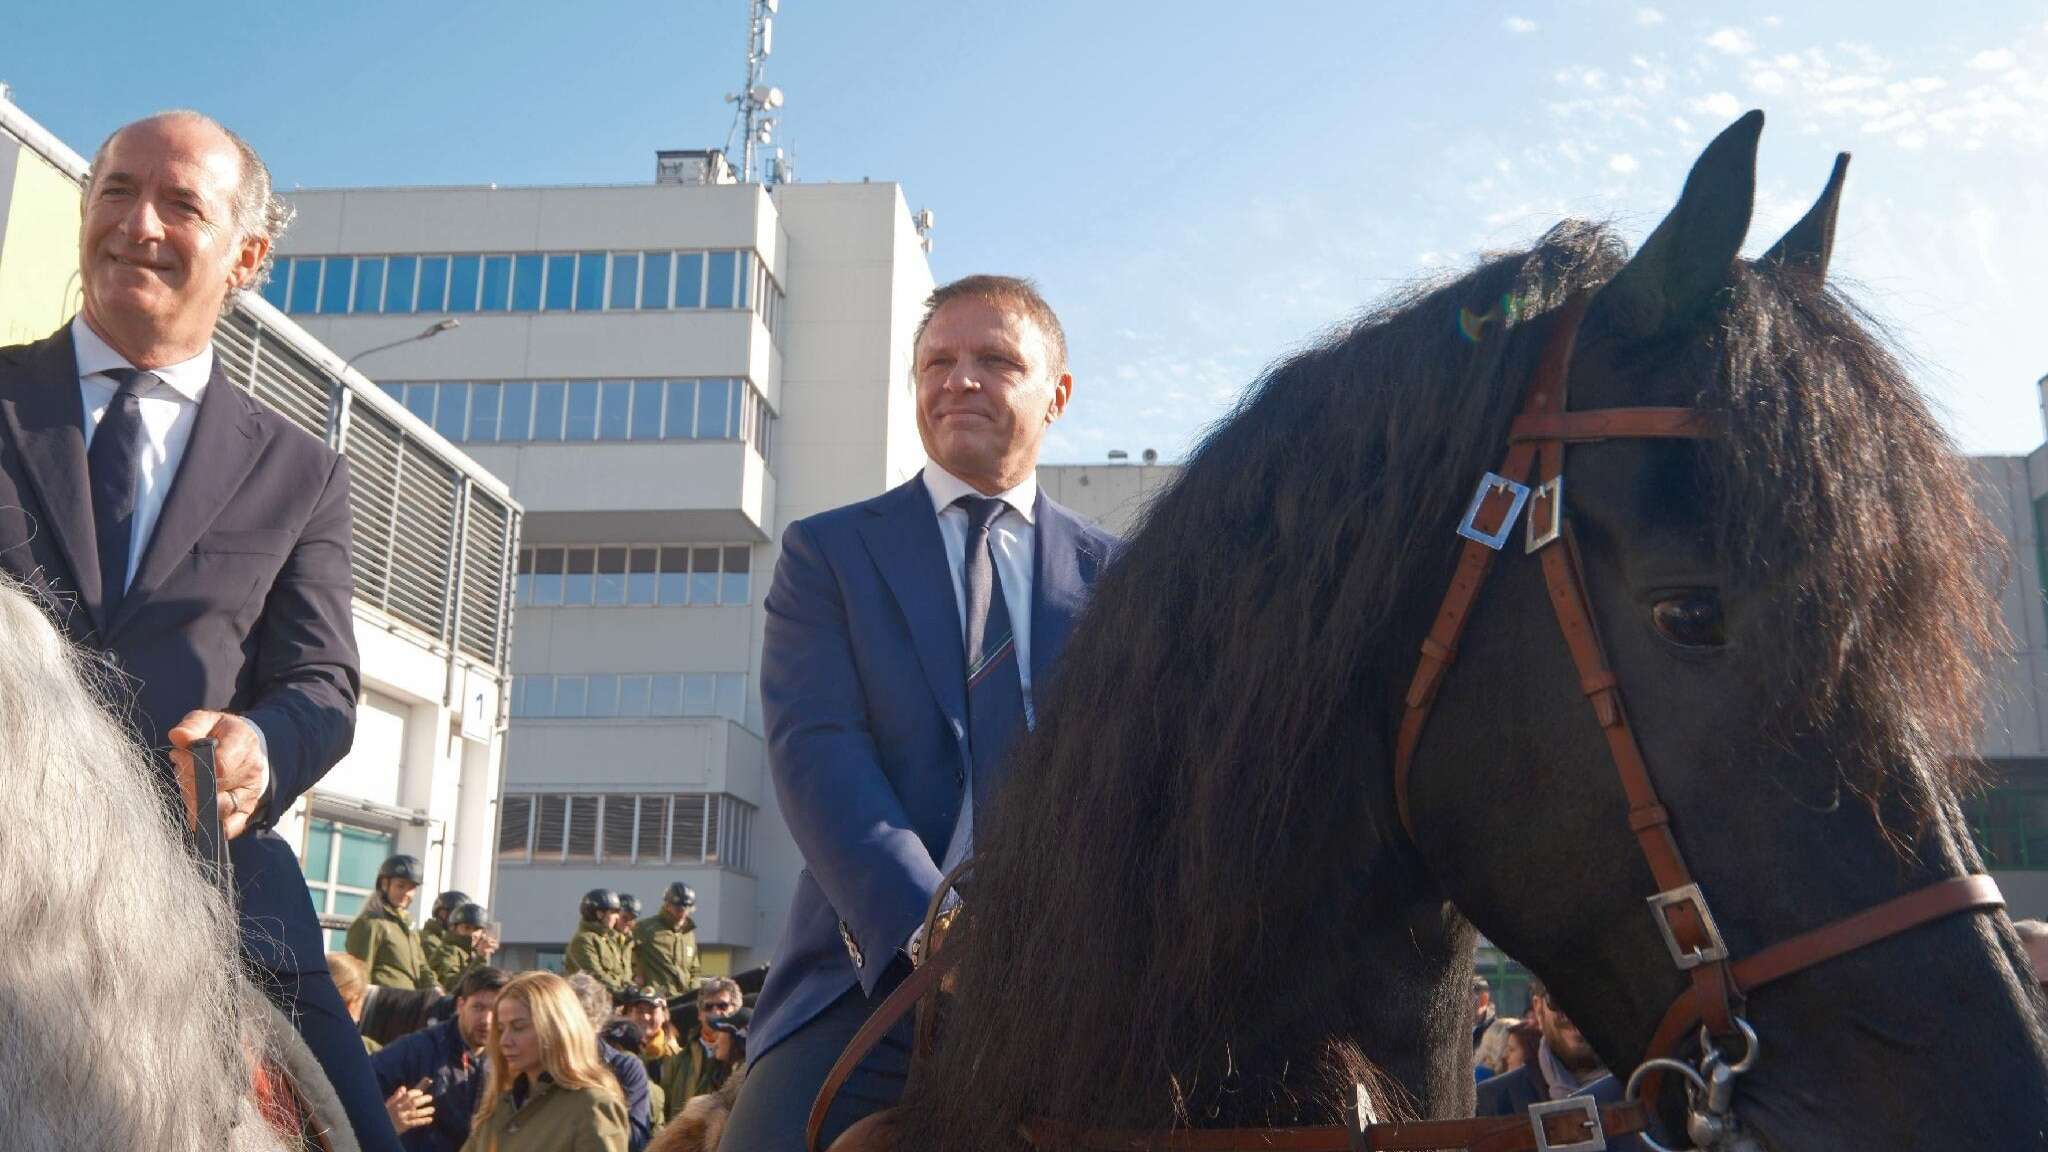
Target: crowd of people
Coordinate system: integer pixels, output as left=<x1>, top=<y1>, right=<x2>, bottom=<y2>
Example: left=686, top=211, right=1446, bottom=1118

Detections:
left=327, top=856, right=749, bottom=1152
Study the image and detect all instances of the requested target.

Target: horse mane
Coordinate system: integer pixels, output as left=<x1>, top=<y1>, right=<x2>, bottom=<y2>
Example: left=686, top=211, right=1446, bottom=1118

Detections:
left=895, top=219, right=2002, bottom=1150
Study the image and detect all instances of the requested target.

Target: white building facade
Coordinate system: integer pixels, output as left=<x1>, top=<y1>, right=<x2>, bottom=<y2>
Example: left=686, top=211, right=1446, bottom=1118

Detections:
left=0, top=92, right=521, bottom=952
left=274, top=169, right=934, bottom=972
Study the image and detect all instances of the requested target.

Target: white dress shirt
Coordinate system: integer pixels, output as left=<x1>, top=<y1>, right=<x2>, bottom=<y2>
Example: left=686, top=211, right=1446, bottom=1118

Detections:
left=71, top=315, right=212, bottom=592
left=923, top=460, right=1038, bottom=725
left=72, top=315, right=271, bottom=795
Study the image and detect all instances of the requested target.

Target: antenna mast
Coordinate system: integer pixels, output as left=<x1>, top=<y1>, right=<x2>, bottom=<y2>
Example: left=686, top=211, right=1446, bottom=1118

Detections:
left=725, top=0, right=787, bottom=184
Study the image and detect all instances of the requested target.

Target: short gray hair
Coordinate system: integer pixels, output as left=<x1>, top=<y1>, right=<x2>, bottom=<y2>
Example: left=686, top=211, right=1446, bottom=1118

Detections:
left=565, top=972, right=613, bottom=1033
left=87, top=110, right=296, bottom=290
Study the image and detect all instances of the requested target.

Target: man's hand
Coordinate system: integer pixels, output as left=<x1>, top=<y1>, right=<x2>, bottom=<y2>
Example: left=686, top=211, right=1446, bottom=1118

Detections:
left=167, top=710, right=269, bottom=840
left=385, top=1086, right=434, bottom=1133
left=476, top=933, right=500, bottom=959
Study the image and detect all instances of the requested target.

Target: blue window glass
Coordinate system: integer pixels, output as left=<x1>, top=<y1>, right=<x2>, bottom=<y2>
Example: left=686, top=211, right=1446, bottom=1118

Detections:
left=640, top=252, right=671, bottom=309
left=564, top=548, right=595, bottom=604
left=595, top=548, right=627, bottom=605
left=544, top=254, right=575, bottom=311
left=735, top=251, right=753, bottom=308
left=627, top=548, right=658, bottom=605
left=435, top=383, right=468, bottom=441
left=674, top=252, right=704, bottom=308
left=521, top=675, right=554, bottom=717
left=565, top=381, right=599, bottom=440
left=404, top=382, right=436, bottom=425
left=683, top=673, right=716, bottom=716
left=378, top=382, right=404, bottom=403
left=318, top=257, right=353, bottom=314
left=721, top=546, right=751, bottom=605
left=260, top=266, right=290, bottom=310
left=554, top=677, right=587, bottom=718
left=631, top=380, right=664, bottom=440
left=533, top=381, right=565, bottom=441
left=481, top=255, right=512, bottom=311
left=599, top=380, right=631, bottom=440
left=664, top=380, right=696, bottom=438
left=447, top=255, right=481, bottom=313
left=288, top=258, right=321, bottom=313
left=586, top=675, right=619, bottom=718
left=619, top=676, right=651, bottom=717
left=468, top=382, right=501, bottom=442
left=531, top=548, right=564, bottom=605
left=384, top=256, right=417, bottom=313
left=698, top=377, right=731, bottom=439
left=609, top=253, right=639, bottom=310
left=574, top=252, right=606, bottom=311
left=417, top=257, right=450, bottom=312
left=513, top=254, right=543, bottom=311
left=658, top=548, right=690, bottom=604
left=691, top=547, right=720, bottom=604
left=716, top=673, right=746, bottom=722
left=351, top=257, right=385, bottom=314
left=501, top=381, right=533, bottom=440
left=651, top=674, right=683, bottom=717
left=706, top=250, right=736, bottom=309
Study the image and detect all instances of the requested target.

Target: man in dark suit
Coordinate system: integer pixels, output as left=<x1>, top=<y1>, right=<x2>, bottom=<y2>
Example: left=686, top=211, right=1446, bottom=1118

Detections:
left=723, top=275, right=1117, bottom=1149
left=0, top=112, right=389, bottom=1148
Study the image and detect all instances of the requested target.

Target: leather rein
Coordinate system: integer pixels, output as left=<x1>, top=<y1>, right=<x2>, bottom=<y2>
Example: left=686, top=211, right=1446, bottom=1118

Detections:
left=807, top=290, right=2006, bottom=1152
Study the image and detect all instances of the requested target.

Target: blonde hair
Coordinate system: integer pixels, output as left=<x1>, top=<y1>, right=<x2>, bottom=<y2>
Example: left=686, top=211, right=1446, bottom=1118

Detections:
left=475, top=971, right=622, bottom=1124
left=327, top=952, right=369, bottom=1011
left=0, top=576, right=283, bottom=1151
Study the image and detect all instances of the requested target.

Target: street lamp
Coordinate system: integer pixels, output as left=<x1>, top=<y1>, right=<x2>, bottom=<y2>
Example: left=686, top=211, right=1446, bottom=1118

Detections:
left=341, top=318, right=459, bottom=380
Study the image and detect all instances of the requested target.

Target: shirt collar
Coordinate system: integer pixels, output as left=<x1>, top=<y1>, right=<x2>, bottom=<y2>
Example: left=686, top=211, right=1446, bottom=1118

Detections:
left=923, top=460, right=1037, bottom=525
left=71, top=315, right=214, bottom=403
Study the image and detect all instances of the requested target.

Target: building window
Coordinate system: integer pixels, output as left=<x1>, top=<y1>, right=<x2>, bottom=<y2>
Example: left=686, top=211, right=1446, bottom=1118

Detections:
left=514, top=543, right=751, bottom=607
left=302, top=816, right=396, bottom=951
left=372, top=377, right=773, bottom=449
left=1968, top=787, right=2048, bottom=870
left=509, top=672, right=748, bottom=724
left=276, top=247, right=772, bottom=317
left=499, top=792, right=756, bottom=872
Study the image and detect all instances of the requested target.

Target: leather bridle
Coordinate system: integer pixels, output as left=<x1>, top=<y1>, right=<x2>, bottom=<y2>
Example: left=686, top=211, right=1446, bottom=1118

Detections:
left=809, top=290, right=2008, bottom=1152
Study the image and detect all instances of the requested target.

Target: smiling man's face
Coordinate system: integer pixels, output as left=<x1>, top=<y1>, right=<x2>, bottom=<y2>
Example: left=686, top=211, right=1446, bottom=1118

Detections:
left=79, top=115, right=265, bottom=366
left=914, top=295, right=1070, bottom=495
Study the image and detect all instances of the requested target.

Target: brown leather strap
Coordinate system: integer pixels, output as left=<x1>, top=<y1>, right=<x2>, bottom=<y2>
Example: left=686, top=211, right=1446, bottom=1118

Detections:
left=1024, top=1100, right=1651, bottom=1152
left=1509, top=409, right=1718, bottom=443
left=1024, top=1118, right=1355, bottom=1150
left=807, top=947, right=960, bottom=1152
left=1368, top=1102, right=1649, bottom=1151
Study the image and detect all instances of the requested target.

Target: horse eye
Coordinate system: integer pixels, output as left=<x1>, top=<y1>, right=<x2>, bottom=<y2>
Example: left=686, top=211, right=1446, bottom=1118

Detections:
left=1651, top=594, right=1726, bottom=648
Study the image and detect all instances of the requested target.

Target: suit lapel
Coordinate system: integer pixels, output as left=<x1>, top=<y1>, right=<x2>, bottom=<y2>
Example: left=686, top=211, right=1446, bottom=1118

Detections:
left=111, top=356, right=268, bottom=636
left=1030, top=491, right=1105, bottom=691
left=857, top=475, right=968, bottom=745
left=0, top=327, right=107, bottom=630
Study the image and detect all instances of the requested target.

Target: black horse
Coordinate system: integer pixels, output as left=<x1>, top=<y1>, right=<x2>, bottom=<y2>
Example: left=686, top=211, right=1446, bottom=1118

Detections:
left=886, top=111, right=2048, bottom=1150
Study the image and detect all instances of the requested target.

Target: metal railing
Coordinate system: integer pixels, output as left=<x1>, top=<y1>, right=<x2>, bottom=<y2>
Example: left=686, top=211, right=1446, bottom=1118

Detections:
left=0, top=94, right=521, bottom=671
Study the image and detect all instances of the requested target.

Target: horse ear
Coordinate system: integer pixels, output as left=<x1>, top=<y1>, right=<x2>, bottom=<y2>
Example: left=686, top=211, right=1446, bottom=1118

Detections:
left=1759, top=152, right=1850, bottom=281
left=1590, top=109, right=1763, bottom=342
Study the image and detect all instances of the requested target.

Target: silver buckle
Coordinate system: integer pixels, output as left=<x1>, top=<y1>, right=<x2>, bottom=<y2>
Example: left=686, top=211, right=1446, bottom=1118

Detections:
left=1526, top=476, right=1564, bottom=553
left=1529, top=1096, right=1607, bottom=1152
left=1647, top=883, right=1732, bottom=970
left=1456, top=472, right=1530, bottom=551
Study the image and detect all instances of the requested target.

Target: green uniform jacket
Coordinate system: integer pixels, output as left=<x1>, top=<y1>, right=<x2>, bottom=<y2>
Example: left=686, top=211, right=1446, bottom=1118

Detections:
left=631, top=913, right=701, bottom=999
left=424, top=922, right=484, bottom=990
left=346, top=896, right=437, bottom=991
left=460, top=1075, right=627, bottom=1152
left=563, top=919, right=631, bottom=989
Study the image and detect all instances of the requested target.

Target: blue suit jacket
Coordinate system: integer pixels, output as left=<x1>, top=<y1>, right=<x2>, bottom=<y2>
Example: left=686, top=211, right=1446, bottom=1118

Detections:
left=0, top=325, right=360, bottom=976
left=749, top=472, right=1116, bottom=1060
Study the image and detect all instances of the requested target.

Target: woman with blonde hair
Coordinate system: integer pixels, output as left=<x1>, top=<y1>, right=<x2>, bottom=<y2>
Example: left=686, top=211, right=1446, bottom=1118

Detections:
left=464, top=971, right=629, bottom=1152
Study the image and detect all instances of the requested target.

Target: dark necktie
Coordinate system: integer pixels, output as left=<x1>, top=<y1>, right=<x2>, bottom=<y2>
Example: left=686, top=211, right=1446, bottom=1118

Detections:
left=952, top=495, right=1027, bottom=863
left=89, top=367, right=155, bottom=619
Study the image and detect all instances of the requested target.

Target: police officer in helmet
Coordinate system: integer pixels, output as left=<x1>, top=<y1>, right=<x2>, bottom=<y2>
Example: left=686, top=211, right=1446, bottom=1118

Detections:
left=564, top=888, right=631, bottom=990
left=632, top=881, right=703, bottom=1000
left=345, top=854, right=438, bottom=991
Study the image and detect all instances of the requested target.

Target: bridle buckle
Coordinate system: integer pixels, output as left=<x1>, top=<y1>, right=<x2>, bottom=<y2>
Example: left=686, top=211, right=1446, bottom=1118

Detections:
left=1648, top=882, right=1732, bottom=970
left=1526, top=476, right=1564, bottom=553
left=1455, top=472, right=1530, bottom=551
left=1528, top=1096, right=1607, bottom=1152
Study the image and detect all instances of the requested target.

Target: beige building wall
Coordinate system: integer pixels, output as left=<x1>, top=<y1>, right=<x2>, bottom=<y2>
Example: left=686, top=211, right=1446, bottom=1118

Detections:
left=1039, top=463, right=1182, bottom=537
left=0, top=131, right=83, bottom=345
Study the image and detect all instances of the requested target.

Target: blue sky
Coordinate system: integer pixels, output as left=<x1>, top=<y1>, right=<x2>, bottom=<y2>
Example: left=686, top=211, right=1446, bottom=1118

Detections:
left=7, top=2, right=2046, bottom=461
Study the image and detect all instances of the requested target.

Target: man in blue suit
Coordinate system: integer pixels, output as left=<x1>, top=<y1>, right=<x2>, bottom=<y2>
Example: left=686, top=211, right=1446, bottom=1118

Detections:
left=724, top=276, right=1117, bottom=1150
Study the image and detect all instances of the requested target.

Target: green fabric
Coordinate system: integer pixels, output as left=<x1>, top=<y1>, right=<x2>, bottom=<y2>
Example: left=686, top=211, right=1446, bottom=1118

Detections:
left=563, top=919, right=631, bottom=989
left=631, top=911, right=701, bottom=999
left=460, top=1075, right=628, bottom=1152
left=424, top=921, right=485, bottom=990
left=345, top=895, right=436, bottom=991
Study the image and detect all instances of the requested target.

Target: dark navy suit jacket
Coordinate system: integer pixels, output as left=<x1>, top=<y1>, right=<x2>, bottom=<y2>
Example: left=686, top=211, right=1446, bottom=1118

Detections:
left=748, top=472, right=1116, bottom=1060
left=0, top=324, right=360, bottom=976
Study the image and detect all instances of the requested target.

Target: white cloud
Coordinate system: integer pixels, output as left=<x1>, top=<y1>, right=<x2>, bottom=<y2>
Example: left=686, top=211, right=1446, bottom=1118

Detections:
left=1706, top=27, right=1757, bottom=55
left=1608, top=153, right=1641, bottom=173
left=1750, top=70, right=1787, bottom=93
left=1671, top=116, right=1695, bottom=133
left=1970, top=48, right=2017, bottom=72
left=1691, top=91, right=1744, bottom=118
left=1635, top=6, right=1666, bottom=25
left=1504, top=16, right=1538, bottom=33
left=1763, top=14, right=1783, bottom=27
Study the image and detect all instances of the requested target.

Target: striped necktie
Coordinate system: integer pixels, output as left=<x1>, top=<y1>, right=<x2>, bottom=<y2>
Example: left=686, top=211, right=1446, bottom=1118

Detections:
left=89, top=367, right=156, bottom=619
left=940, top=494, right=1028, bottom=871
